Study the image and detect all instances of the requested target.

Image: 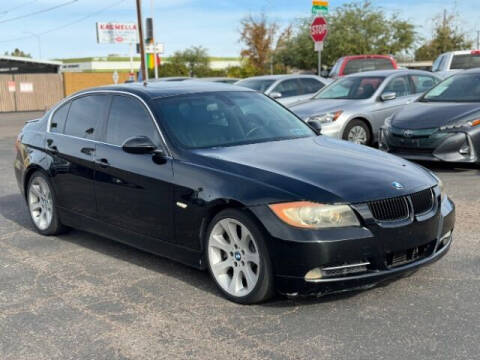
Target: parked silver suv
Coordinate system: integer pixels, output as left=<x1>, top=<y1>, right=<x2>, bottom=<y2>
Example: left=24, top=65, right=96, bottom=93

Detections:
left=290, top=70, right=440, bottom=145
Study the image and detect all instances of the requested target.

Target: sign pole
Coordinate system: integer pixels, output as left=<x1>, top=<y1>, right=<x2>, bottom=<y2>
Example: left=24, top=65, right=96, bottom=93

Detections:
left=318, top=49, right=322, bottom=76
left=311, top=16, right=328, bottom=76
left=136, top=0, right=147, bottom=84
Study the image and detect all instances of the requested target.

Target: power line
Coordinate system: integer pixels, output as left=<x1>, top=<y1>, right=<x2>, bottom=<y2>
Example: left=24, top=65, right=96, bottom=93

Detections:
left=0, top=0, right=79, bottom=25
left=0, top=0, right=40, bottom=16
left=0, top=0, right=126, bottom=44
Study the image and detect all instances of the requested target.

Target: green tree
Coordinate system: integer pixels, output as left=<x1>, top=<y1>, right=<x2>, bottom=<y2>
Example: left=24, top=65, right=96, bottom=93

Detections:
left=169, top=46, right=210, bottom=77
left=415, top=11, right=473, bottom=60
left=276, top=1, right=417, bottom=71
left=4, top=48, right=31, bottom=58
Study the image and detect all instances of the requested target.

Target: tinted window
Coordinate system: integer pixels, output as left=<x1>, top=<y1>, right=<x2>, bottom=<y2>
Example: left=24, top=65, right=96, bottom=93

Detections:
left=383, top=76, right=412, bottom=97
left=50, top=102, right=70, bottom=133
left=422, top=74, right=480, bottom=102
left=450, top=54, right=480, bottom=70
left=315, top=76, right=385, bottom=100
left=153, top=91, right=314, bottom=149
left=299, top=78, right=325, bottom=94
left=411, top=75, right=438, bottom=94
left=343, top=58, right=394, bottom=75
left=273, top=79, right=302, bottom=97
left=235, top=79, right=275, bottom=92
left=106, top=95, right=159, bottom=146
left=432, top=55, right=445, bottom=72
left=64, top=95, right=108, bottom=139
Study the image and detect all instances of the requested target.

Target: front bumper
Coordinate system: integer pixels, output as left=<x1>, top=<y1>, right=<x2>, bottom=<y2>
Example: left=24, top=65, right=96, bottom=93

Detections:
left=379, top=126, right=479, bottom=163
left=250, top=192, right=455, bottom=297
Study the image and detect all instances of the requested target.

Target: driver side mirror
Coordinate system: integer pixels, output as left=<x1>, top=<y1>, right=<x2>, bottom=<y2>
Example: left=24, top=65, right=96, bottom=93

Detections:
left=307, top=120, right=322, bottom=135
left=269, top=92, right=282, bottom=99
left=381, top=91, right=397, bottom=102
left=122, top=136, right=157, bottom=154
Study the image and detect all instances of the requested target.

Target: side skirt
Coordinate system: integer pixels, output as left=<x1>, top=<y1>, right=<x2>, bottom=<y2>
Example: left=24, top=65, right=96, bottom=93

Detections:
left=58, top=207, right=205, bottom=270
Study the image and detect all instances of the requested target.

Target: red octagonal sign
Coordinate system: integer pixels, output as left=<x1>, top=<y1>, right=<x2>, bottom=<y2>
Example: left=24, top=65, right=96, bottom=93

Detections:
left=310, top=16, right=328, bottom=43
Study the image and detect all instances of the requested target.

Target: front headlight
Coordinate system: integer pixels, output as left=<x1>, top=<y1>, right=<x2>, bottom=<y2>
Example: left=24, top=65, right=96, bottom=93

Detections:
left=269, top=201, right=360, bottom=229
left=440, top=119, right=480, bottom=131
left=307, top=110, right=343, bottom=124
left=431, top=173, right=447, bottom=200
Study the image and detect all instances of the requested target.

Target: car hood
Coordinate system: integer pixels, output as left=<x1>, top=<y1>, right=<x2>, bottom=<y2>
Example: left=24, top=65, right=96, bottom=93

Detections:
left=290, top=99, right=364, bottom=119
left=192, top=136, right=436, bottom=204
left=392, top=102, right=480, bottom=129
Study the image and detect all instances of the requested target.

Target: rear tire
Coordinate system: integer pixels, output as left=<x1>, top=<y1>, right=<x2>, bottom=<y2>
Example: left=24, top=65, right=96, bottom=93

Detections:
left=343, top=119, right=372, bottom=146
left=27, top=171, right=68, bottom=236
left=206, top=209, right=274, bottom=304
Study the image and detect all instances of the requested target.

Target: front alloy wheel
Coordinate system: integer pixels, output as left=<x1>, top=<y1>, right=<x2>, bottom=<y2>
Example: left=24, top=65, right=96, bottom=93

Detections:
left=206, top=209, right=274, bottom=304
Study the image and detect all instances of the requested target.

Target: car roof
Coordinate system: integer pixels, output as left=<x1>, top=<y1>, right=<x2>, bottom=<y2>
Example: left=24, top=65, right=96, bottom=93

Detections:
left=74, top=80, right=253, bottom=102
left=346, top=69, right=437, bottom=78
left=238, top=74, right=319, bottom=81
left=342, top=55, right=394, bottom=60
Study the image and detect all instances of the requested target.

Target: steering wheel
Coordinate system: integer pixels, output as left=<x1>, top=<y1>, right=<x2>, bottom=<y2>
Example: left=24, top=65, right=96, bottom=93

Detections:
left=246, top=127, right=261, bottom=138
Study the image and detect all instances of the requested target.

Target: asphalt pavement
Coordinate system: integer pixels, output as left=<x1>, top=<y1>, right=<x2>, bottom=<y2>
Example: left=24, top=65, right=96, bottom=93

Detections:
left=0, top=112, right=479, bottom=360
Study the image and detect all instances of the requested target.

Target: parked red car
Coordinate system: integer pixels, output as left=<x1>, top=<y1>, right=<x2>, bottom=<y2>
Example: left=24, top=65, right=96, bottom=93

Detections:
left=329, top=55, right=398, bottom=78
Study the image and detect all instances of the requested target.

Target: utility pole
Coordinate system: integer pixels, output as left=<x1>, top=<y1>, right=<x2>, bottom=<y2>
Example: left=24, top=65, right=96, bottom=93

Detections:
left=477, top=30, right=480, bottom=50
left=151, top=0, right=158, bottom=79
left=136, top=0, right=147, bottom=84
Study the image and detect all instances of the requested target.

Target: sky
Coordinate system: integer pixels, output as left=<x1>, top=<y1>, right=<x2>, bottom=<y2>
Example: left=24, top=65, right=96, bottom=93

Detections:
left=0, top=0, right=478, bottom=60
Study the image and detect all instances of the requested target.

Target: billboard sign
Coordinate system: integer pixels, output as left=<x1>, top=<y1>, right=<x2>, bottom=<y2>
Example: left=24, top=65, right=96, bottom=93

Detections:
left=96, top=22, right=138, bottom=44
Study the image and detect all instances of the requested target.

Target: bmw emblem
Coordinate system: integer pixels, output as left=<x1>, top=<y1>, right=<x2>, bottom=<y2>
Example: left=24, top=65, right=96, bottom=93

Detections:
left=234, top=252, right=242, bottom=261
left=392, top=181, right=404, bottom=190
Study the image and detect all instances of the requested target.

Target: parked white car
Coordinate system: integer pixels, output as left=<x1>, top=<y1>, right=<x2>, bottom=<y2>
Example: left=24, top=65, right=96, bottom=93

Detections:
left=432, top=50, right=480, bottom=78
left=235, top=75, right=330, bottom=107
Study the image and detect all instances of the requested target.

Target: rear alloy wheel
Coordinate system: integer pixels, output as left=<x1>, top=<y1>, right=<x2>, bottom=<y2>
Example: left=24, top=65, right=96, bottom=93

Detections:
left=343, top=119, right=371, bottom=145
left=27, top=172, right=67, bottom=235
left=206, top=209, right=274, bottom=304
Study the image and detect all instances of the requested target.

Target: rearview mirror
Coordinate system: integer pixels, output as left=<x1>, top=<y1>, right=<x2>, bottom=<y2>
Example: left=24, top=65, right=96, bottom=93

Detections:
left=381, top=91, right=397, bottom=102
left=269, top=92, right=282, bottom=99
left=122, top=136, right=157, bottom=154
left=307, top=120, right=322, bottom=135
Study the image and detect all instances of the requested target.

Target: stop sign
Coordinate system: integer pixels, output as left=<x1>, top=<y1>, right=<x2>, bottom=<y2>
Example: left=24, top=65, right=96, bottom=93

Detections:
left=310, top=16, right=328, bottom=43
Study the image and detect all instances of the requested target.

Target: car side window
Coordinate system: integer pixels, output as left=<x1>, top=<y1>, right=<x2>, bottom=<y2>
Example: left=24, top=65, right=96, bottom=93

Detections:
left=105, top=95, right=160, bottom=146
left=272, top=79, right=302, bottom=98
left=410, top=75, right=439, bottom=94
left=383, top=76, right=412, bottom=97
left=50, top=102, right=70, bottom=134
left=300, top=78, right=325, bottom=94
left=64, top=95, right=108, bottom=140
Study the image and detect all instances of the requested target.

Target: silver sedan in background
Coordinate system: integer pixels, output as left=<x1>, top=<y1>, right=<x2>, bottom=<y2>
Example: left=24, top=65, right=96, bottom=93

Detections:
left=235, top=74, right=330, bottom=107
left=290, top=70, right=441, bottom=145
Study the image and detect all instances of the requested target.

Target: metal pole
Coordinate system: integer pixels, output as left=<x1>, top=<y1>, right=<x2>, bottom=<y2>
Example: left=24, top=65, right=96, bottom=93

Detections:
left=136, top=0, right=147, bottom=84
left=318, top=50, right=321, bottom=76
left=477, top=30, right=480, bottom=49
left=151, top=0, right=158, bottom=79
left=129, top=42, right=134, bottom=79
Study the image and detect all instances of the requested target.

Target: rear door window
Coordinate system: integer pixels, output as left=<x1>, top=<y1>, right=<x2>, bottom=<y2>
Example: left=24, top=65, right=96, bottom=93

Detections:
left=299, top=78, right=325, bottom=94
left=383, top=76, right=412, bottom=97
left=64, top=95, right=109, bottom=140
left=272, top=79, right=302, bottom=98
left=105, top=95, right=160, bottom=146
left=50, top=102, right=70, bottom=134
left=410, top=75, right=439, bottom=94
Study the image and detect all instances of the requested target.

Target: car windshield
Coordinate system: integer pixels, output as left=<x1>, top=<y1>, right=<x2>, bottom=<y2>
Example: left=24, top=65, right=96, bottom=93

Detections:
left=152, top=91, right=315, bottom=149
left=421, top=74, right=480, bottom=102
left=235, top=79, right=275, bottom=92
left=314, top=76, right=385, bottom=100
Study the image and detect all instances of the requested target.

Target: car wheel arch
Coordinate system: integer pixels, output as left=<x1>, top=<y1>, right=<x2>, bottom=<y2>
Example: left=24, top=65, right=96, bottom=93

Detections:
left=343, top=117, right=373, bottom=144
left=23, top=166, right=48, bottom=200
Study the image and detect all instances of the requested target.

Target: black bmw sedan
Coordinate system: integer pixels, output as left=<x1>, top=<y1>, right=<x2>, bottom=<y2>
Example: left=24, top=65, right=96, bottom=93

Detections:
left=14, top=81, right=455, bottom=304
left=380, top=69, right=480, bottom=164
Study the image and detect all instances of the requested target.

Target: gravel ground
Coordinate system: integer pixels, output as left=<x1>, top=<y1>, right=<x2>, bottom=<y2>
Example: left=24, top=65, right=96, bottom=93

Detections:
left=0, top=112, right=479, bottom=360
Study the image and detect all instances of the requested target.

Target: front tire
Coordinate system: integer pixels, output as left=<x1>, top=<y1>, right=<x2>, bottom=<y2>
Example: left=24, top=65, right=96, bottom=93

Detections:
left=343, top=119, right=371, bottom=146
left=206, top=209, right=274, bottom=304
left=27, top=171, right=67, bottom=236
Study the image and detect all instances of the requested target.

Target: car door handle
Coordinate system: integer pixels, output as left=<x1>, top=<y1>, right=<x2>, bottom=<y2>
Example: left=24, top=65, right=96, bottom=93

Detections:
left=95, top=158, right=110, bottom=168
left=81, top=147, right=95, bottom=156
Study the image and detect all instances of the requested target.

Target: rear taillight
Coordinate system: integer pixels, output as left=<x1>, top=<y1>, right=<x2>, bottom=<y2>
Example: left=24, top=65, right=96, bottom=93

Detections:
left=471, top=50, right=480, bottom=55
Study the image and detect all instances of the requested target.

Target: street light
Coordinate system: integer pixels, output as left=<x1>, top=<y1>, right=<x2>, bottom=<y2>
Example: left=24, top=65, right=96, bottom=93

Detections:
left=23, top=31, right=42, bottom=59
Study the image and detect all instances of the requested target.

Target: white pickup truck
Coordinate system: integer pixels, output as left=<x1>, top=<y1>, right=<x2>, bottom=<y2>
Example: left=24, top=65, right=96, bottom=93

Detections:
left=432, top=50, right=480, bottom=78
